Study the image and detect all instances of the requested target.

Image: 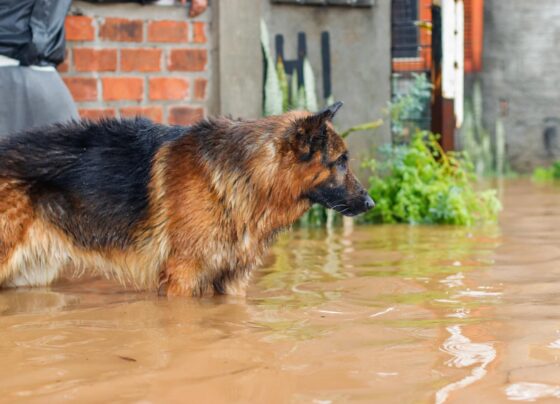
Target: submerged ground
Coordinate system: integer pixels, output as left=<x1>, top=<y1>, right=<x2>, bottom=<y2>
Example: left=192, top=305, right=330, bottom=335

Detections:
left=1, top=180, right=560, bottom=403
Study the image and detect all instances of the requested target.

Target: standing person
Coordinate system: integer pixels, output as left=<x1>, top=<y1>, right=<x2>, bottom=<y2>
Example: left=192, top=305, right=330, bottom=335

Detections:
left=0, top=0, right=78, bottom=136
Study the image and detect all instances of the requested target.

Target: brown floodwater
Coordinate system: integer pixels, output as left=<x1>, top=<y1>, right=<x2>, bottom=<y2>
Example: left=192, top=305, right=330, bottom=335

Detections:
left=2, top=180, right=560, bottom=403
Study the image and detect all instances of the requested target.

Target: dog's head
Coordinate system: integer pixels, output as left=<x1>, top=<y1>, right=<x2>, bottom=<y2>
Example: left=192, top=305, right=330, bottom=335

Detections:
left=283, top=102, right=374, bottom=217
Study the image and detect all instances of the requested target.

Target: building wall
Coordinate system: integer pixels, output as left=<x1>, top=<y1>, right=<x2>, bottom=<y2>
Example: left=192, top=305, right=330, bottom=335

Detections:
left=60, top=1, right=210, bottom=125
left=208, top=0, right=262, bottom=118
left=261, top=1, right=392, bottom=171
left=481, top=0, right=560, bottom=171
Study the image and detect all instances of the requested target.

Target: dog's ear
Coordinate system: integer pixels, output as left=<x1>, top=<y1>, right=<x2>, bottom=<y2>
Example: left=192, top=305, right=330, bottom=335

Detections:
left=316, top=101, right=344, bottom=121
left=291, top=102, right=344, bottom=160
left=299, top=101, right=344, bottom=132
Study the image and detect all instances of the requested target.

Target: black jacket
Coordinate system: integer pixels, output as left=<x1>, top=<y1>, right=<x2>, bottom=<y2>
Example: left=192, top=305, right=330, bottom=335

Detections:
left=0, top=0, right=72, bottom=66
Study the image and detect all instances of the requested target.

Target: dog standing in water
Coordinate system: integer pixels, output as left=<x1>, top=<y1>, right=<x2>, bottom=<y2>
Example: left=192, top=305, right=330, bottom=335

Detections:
left=0, top=102, right=374, bottom=296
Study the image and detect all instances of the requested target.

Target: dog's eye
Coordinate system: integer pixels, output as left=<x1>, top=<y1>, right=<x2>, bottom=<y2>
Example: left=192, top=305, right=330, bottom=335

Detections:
left=336, top=154, right=348, bottom=168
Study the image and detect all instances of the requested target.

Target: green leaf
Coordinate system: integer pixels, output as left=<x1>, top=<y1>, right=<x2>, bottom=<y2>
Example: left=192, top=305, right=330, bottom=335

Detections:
left=276, top=57, right=290, bottom=112
left=302, top=58, right=318, bottom=112
left=261, top=20, right=282, bottom=116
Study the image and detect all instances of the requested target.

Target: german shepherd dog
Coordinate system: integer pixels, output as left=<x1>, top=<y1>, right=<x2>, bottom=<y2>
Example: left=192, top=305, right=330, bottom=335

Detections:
left=0, top=102, right=374, bottom=296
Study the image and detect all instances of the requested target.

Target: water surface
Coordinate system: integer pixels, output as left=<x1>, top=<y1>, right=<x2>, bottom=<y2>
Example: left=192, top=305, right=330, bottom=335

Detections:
left=1, top=180, right=560, bottom=403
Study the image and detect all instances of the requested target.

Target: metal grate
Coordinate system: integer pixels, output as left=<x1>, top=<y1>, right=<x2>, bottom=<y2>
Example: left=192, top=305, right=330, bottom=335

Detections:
left=392, top=0, right=419, bottom=58
left=391, top=0, right=433, bottom=73
left=271, top=0, right=374, bottom=7
left=390, top=0, right=434, bottom=139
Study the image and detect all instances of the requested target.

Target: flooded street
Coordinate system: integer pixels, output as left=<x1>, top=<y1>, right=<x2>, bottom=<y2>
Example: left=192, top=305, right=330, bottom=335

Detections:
left=2, top=180, right=560, bottom=403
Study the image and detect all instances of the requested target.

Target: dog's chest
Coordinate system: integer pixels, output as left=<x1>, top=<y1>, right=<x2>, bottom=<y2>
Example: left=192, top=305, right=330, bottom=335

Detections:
left=205, top=230, right=264, bottom=271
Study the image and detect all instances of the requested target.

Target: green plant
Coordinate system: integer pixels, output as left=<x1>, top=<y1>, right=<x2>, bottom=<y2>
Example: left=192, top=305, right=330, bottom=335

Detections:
left=462, top=80, right=493, bottom=176
left=361, top=132, right=501, bottom=226
left=261, top=19, right=318, bottom=117
left=390, top=73, right=433, bottom=141
left=341, top=119, right=383, bottom=139
left=261, top=20, right=282, bottom=116
left=298, top=204, right=343, bottom=228
left=532, top=161, right=560, bottom=182
left=302, top=58, right=318, bottom=112
left=276, top=58, right=289, bottom=112
left=461, top=79, right=514, bottom=177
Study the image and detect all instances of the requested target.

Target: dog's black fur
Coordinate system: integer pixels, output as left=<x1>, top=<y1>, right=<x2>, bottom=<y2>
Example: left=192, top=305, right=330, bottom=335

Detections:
left=0, top=118, right=184, bottom=249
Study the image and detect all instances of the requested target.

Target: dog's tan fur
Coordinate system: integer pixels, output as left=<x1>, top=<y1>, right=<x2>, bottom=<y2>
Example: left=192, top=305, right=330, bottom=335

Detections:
left=0, top=106, right=370, bottom=296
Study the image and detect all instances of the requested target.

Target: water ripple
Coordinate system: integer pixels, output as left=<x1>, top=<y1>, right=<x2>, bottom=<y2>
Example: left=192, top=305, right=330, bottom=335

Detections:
left=505, top=382, right=560, bottom=401
left=435, top=325, right=496, bottom=404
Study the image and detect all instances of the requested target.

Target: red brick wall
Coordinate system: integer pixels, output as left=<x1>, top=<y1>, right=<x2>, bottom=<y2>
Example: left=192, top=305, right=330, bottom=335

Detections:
left=59, top=9, right=209, bottom=125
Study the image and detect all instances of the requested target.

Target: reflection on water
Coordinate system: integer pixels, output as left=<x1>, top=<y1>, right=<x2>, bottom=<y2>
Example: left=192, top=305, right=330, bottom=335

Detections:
left=435, top=325, right=496, bottom=404
left=1, top=180, right=560, bottom=402
left=506, top=383, right=560, bottom=401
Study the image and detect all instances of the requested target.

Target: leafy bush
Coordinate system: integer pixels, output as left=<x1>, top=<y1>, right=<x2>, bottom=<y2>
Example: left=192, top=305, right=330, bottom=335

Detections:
left=532, top=162, right=560, bottom=182
left=390, top=73, right=432, bottom=140
left=361, top=132, right=501, bottom=226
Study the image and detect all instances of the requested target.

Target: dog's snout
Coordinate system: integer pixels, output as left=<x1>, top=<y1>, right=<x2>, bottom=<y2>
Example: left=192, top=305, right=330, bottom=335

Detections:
left=364, top=194, right=375, bottom=210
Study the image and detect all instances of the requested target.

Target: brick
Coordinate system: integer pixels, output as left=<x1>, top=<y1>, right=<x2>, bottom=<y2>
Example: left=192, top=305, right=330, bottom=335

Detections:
left=57, top=60, right=69, bottom=73
left=65, top=16, right=95, bottom=41
left=168, top=106, right=204, bottom=125
left=149, top=77, right=189, bottom=101
left=169, top=49, right=207, bottom=72
left=120, top=106, right=163, bottom=123
left=102, top=77, right=144, bottom=101
left=57, top=50, right=70, bottom=73
left=121, top=48, right=162, bottom=72
left=63, top=77, right=97, bottom=102
left=193, top=78, right=207, bottom=101
left=74, top=48, right=117, bottom=72
left=79, top=108, right=116, bottom=121
left=100, top=18, right=143, bottom=42
left=192, top=22, right=206, bottom=43
left=147, top=20, right=188, bottom=43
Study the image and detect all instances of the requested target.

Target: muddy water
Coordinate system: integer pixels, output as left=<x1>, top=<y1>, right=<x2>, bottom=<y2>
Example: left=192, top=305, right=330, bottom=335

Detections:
left=1, top=180, right=560, bottom=403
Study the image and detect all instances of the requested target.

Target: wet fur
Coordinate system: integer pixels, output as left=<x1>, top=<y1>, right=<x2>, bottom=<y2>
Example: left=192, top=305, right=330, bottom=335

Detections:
left=0, top=108, right=368, bottom=296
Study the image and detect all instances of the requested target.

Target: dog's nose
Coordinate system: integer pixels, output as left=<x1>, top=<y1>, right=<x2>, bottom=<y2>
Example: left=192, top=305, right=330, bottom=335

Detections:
left=364, top=194, right=375, bottom=210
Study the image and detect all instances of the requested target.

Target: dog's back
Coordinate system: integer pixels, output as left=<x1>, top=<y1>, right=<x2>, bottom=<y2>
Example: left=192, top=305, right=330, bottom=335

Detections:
left=0, top=118, right=185, bottom=287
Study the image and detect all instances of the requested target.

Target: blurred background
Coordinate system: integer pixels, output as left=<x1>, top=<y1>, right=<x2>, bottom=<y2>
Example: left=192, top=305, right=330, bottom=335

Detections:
left=57, top=0, right=557, bottom=175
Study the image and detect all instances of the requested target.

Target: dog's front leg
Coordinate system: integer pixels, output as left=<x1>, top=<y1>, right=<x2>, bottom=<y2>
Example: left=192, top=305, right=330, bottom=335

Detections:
left=158, top=256, right=210, bottom=297
left=212, top=269, right=251, bottom=297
